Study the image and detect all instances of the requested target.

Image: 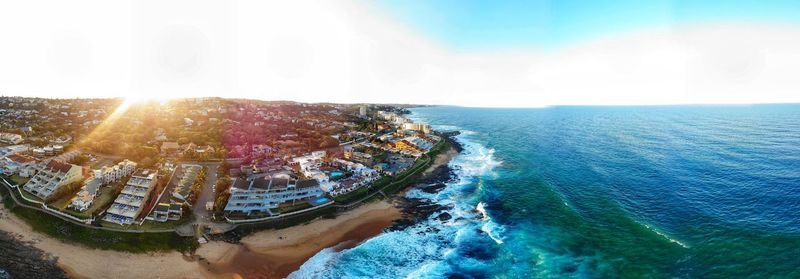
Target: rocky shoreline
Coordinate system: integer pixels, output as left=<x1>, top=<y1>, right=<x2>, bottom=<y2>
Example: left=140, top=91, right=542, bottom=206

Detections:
left=391, top=131, right=462, bottom=231
left=0, top=230, right=68, bottom=279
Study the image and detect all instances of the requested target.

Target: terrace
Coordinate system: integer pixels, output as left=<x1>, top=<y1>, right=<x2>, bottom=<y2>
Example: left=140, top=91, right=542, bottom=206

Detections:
left=121, top=185, right=149, bottom=196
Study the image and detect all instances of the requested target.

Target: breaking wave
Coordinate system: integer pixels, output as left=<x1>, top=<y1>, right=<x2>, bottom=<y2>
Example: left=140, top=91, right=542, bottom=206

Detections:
left=288, top=128, right=504, bottom=278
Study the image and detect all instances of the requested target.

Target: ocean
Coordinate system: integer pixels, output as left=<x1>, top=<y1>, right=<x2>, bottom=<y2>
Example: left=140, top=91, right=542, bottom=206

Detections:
left=290, top=105, right=800, bottom=278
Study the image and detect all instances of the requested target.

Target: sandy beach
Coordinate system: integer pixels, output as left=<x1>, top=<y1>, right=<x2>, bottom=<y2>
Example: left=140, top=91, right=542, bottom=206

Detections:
left=204, top=201, right=401, bottom=278
left=424, top=146, right=458, bottom=176
left=0, top=200, right=400, bottom=279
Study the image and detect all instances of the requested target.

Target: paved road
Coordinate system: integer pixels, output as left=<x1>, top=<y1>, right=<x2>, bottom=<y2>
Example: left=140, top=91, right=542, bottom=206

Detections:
left=192, top=163, right=218, bottom=225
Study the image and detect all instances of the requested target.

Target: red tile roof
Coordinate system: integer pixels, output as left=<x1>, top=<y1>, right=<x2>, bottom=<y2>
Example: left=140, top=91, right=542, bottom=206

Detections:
left=46, top=160, right=74, bottom=173
left=6, top=154, right=35, bottom=164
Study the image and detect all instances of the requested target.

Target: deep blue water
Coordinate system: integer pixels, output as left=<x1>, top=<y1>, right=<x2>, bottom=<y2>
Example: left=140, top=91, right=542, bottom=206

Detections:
left=292, top=105, right=800, bottom=278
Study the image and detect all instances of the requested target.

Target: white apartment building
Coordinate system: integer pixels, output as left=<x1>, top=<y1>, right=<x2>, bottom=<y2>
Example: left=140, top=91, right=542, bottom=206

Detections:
left=224, top=174, right=324, bottom=215
left=0, top=133, right=23, bottom=144
left=69, top=160, right=137, bottom=212
left=103, top=169, right=158, bottom=225
left=402, top=122, right=432, bottom=134
left=22, top=160, right=83, bottom=200
left=97, top=160, right=137, bottom=184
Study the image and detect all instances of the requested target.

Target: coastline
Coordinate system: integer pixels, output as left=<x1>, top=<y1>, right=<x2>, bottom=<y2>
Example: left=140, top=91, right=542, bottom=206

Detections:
left=0, top=134, right=461, bottom=279
left=202, top=201, right=401, bottom=278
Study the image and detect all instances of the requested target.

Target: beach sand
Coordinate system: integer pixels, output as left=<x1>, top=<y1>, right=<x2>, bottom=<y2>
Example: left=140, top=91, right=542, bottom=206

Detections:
left=0, top=200, right=399, bottom=279
left=0, top=204, right=220, bottom=279
left=424, top=146, right=458, bottom=176
left=205, top=201, right=400, bottom=278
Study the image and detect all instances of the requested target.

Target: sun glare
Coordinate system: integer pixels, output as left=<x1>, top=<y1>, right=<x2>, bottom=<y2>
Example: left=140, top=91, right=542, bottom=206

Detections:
left=107, top=95, right=171, bottom=122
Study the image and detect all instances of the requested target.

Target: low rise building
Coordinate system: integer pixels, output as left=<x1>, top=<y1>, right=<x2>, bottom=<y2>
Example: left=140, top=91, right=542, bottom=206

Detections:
left=52, top=150, right=80, bottom=162
left=224, top=174, right=324, bottom=215
left=0, top=154, right=37, bottom=177
left=97, top=160, right=137, bottom=184
left=402, top=122, right=432, bottom=134
left=103, top=169, right=158, bottom=225
left=160, top=142, right=180, bottom=155
left=69, top=160, right=137, bottom=212
left=68, top=177, right=102, bottom=212
left=171, top=164, right=202, bottom=203
left=0, top=132, right=23, bottom=144
left=0, top=144, right=30, bottom=158
left=22, top=160, right=83, bottom=200
left=151, top=203, right=183, bottom=222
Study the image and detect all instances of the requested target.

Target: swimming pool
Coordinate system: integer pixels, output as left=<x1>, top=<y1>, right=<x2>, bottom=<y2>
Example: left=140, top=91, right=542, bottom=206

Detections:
left=310, top=197, right=330, bottom=206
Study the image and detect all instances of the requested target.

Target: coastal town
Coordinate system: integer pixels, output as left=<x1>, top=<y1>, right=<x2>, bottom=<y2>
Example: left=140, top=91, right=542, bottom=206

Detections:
left=0, top=96, right=448, bottom=254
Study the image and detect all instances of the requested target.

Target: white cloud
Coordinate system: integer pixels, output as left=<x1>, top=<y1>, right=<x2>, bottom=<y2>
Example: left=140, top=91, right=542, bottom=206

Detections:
left=0, top=0, right=799, bottom=107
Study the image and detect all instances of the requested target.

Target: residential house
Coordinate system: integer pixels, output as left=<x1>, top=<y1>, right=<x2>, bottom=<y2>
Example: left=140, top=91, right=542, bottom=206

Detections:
left=151, top=203, right=183, bottom=222
left=1, top=154, right=37, bottom=177
left=0, top=144, right=29, bottom=158
left=171, top=164, right=202, bottom=203
left=68, top=177, right=102, bottom=212
left=160, top=142, right=180, bottom=155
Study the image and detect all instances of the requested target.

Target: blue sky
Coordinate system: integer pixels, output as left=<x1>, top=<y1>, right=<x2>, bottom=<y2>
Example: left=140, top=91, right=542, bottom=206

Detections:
left=376, top=0, right=800, bottom=49
left=1, top=1, right=799, bottom=106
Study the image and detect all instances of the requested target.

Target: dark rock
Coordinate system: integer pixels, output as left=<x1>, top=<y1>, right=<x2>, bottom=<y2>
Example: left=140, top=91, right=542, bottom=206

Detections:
left=437, top=212, right=452, bottom=222
left=419, top=183, right=446, bottom=194
left=0, top=231, right=68, bottom=279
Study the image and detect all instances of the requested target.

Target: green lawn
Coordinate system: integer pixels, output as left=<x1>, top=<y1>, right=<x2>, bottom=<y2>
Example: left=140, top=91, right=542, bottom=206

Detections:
left=49, top=194, right=73, bottom=210
left=137, top=219, right=188, bottom=230
left=51, top=184, right=120, bottom=219
left=85, top=186, right=119, bottom=215
left=275, top=202, right=313, bottom=214
left=18, top=189, right=44, bottom=204
left=10, top=174, right=29, bottom=186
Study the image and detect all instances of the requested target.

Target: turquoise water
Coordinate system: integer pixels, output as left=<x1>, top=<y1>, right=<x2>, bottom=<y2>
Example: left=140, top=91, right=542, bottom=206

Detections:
left=330, top=171, right=344, bottom=178
left=292, top=105, right=800, bottom=278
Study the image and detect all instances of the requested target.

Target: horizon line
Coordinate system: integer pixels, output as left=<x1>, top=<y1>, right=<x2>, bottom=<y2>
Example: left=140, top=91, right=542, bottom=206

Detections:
left=1, top=95, right=798, bottom=109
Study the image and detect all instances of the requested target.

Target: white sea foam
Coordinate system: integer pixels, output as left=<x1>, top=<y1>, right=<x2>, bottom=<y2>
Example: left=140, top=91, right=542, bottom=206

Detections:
left=482, top=222, right=505, bottom=245
left=291, top=121, right=506, bottom=278
left=476, top=202, right=489, bottom=221
left=287, top=247, right=340, bottom=279
left=641, top=222, right=690, bottom=249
